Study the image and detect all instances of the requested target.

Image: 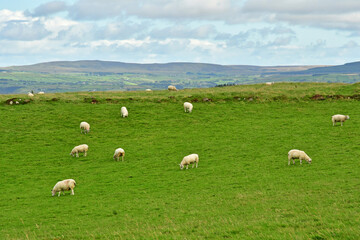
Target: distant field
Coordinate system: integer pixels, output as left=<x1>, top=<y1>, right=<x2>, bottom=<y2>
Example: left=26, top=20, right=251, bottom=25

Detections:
left=1, top=83, right=360, bottom=239
left=0, top=70, right=360, bottom=94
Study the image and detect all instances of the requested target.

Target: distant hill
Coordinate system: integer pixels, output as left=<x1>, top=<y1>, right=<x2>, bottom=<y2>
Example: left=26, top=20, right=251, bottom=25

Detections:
left=0, top=60, right=359, bottom=94
left=296, top=61, right=360, bottom=75
left=2, top=60, right=360, bottom=75
left=1, top=60, right=321, bottom=75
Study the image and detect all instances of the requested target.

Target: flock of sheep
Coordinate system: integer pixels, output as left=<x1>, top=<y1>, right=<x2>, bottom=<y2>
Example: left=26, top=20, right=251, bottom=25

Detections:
left=51, top=101, right=198, bottom=197
left=51, top=86, right=351, bottom=197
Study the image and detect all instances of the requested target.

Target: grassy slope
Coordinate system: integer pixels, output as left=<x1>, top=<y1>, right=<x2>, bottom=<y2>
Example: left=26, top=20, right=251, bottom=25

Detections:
left=0, top=83, right=360, bottom=239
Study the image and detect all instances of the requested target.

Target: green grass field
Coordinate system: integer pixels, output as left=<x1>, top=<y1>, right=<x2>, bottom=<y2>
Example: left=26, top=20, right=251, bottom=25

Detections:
left=1, top=83, right=360, bottom=239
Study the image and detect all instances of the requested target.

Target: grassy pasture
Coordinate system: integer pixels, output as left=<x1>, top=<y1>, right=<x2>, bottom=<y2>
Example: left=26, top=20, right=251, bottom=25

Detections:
left=0, top=83, right=360, bottom=239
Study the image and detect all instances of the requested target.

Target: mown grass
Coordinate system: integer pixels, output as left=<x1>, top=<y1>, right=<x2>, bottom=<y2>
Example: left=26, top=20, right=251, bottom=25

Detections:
left=0, top=83, right=359, bottom=239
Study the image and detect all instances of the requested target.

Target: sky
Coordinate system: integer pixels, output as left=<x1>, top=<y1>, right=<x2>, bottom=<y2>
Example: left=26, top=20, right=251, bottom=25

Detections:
left=0, top=0, right=360, bottom=67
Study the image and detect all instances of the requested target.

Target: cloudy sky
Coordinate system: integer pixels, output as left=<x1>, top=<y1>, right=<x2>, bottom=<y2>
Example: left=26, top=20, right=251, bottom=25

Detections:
left=1, top=0, right=360, bottom=67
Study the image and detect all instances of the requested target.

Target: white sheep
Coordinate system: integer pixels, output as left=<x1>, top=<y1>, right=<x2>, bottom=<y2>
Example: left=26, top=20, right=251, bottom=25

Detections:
left=288, top=149, right=312, bottom=165
left=184, top=102, right=193, bottom=113
left=265, top=82, right=274, bottom=85
left=113, top=148, right=125, bottom=161
left=145, top=89, right=152, bottom=92
left=332, top=114, right=350, bottom=126
left=80, top=121, right=90, bottom=134
left=121, top=106, right=128, bottom=118
left=38, top=91, right=45, bottom=95
left=70, top=144, right=88, bottom=157
left=179, top=154, right=199, bottom=170
left=51, top=179, right=76, bottom=197
left=168, top=85, right=177, bottom=91
left=28, top=92, right=34, bottom=97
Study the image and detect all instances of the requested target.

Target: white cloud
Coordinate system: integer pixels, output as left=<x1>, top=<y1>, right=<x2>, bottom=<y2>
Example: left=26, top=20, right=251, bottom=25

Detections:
left=1, top=0, right=360, bottom=66
left=32, top=1, right=68, bottom=16
left=66, top=0, right=238, bottom=21
left=241, top=0, right=360, bottom=32
left=243, top=0, right=360, bottom=14
left=149, top=24, right=217, bottom=40
left=0, top=19, right=50, bottom=41
left=0, top=9, right=27, bottom=22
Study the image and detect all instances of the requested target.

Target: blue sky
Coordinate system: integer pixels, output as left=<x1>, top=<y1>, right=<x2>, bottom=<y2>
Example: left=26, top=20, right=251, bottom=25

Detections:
left=1, top=0, right=360, bottom=67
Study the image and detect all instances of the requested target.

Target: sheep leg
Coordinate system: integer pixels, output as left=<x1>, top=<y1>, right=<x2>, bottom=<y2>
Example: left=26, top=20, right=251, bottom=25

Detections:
left=292, top=159, right=295, bottom=165
left=186, top=165, right=189, bottom=169
left=71, top=189, right=74, bottom=195
left=58, top=192, right=61, bottom=197
left=84, top=151, right=87, bottom=157
left=76, top=152, right=79, bottom=157
left=122, top=155, right=124, bottom=161
left=288, top=158, right=290, bottom=165
left=341, top=122, right=343, bottom=126
left=300, top=159, right=302, bottom=165
left=192, top=163, right=195, bottom=168
left=196, top=162, right=198, bottom=168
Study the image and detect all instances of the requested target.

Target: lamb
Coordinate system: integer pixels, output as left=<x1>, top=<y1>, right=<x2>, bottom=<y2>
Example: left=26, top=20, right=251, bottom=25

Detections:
left=28, top=92, right=34, bottom=97
left=80, top=121, right=90, bottom=134
left=288, top=149, right=312, bottom=165
left=51, top=179, right=76, bottom=197
left=121, top=107, right=128, bottom=118
left=179, top=154, right=199, bottom=170
left=113, top=148, right=125, bottom=161
left=168, top=85, right=177, bottom=91
left=332, top=114, right=350, bottom=126
left=184, top=102, right=193, bottom=113
left=38, top=91, right=45, bottom=95
left=70, top=144, right=88, bottom=157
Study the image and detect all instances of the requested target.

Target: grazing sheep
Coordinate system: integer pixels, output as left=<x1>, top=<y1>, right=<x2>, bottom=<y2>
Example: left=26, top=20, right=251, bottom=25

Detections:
left=332, top=114, right=350, bottom=126
left=184, top=102, right=193, bottom=113
left=145, top=89, right=152, bottom=92
left=80, top=121, right=90, bottom=134
left=113, top=148, right=125, bottom=161
left=288, top=149, right=312, bottom=165
left=70, top=144, right=88, bottom=157
left=179, top=154, right=199, bottom=170
left=51, top=179, right=76, bottom=197
left=265, top=82, right=274, bottom=85
left=121, top=107, right=128, bottom=118
left=38, top=91, right=45, bottom=95
left=168, top=85, right=177, bottom=91
left=28, top=92, right=34, bottom=97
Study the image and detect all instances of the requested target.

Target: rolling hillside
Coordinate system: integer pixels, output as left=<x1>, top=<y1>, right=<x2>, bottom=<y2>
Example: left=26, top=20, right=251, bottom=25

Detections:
left=1, top=60, right=319, bottom=75
left=0, top=60, right=359, bottom=94
left=298, top=61, right=360, bottom=74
